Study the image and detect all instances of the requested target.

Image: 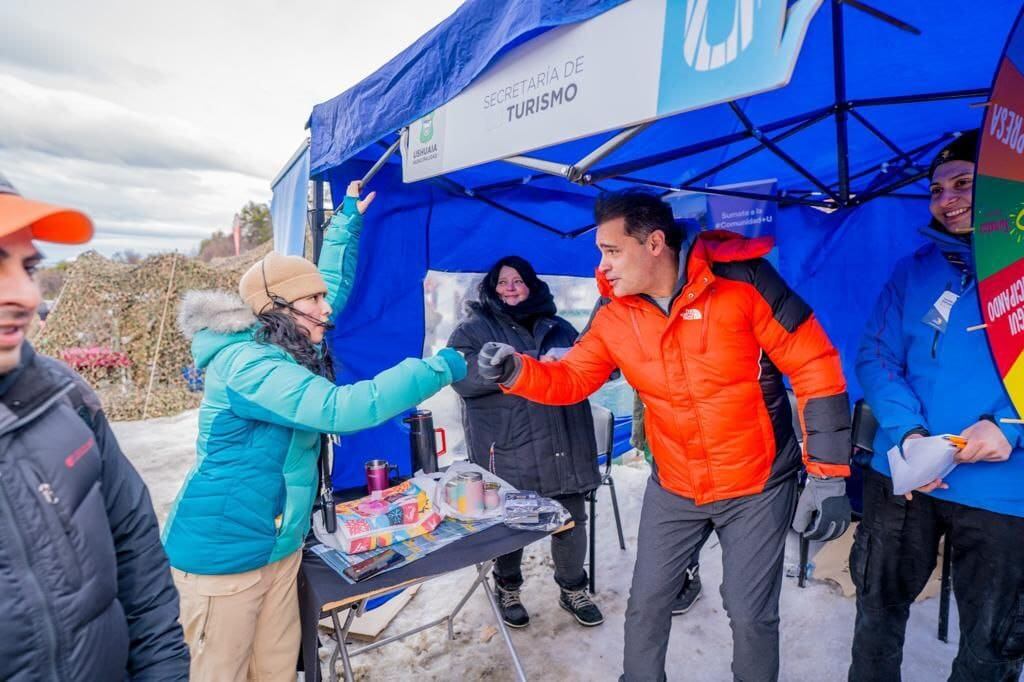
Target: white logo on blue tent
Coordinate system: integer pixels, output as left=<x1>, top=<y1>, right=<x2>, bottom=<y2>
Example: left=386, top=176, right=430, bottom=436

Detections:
left=658, top=0, right=821, bottom=116
left=682, top=0, right=762, bottom=72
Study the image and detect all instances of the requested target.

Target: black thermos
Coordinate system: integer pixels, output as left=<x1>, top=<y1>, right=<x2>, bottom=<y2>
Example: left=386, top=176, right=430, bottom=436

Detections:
left=404, top=409, right=441, bottom=474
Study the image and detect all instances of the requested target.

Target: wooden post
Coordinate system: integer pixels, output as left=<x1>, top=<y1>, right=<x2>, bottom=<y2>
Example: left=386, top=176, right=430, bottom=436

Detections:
left=142, top=253, right=178, bottom=420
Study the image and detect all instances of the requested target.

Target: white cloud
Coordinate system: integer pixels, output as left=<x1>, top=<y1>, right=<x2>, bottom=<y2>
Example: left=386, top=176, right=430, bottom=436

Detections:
left=0, top=75, right=259, bottom=175
left=2, top=148, right=268, bottom=262
left=0, top=12, right=164, bottom=86
left=0, top=0, right=463, bottom=261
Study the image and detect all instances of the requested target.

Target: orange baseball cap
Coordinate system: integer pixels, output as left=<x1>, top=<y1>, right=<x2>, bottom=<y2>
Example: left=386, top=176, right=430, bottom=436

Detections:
left=0, top=172, right=93, bottom=244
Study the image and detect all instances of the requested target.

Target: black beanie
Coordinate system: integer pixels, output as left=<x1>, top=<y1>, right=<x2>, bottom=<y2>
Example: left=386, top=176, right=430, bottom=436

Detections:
left=928, top=130, right=980, bottom=180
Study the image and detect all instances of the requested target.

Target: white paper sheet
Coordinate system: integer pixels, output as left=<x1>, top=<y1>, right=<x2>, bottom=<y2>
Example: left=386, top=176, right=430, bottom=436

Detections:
left=886, top=435, right=960, bottom=495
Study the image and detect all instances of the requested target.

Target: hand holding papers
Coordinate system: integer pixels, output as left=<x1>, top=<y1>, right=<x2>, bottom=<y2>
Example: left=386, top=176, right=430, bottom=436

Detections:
left=886, top=435, right=960, bottom=496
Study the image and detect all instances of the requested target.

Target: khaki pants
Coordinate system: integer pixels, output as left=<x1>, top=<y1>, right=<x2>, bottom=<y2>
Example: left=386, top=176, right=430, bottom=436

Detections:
left=173, top=550, right=302, bottom=682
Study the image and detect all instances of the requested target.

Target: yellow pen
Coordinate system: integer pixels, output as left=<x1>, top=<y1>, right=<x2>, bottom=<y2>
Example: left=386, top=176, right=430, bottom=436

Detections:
left=943, top=435, right=967, bottom=448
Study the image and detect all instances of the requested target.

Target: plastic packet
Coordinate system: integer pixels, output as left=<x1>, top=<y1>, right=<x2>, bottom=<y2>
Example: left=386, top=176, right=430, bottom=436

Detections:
left=502, top=490, right=571, bottom=531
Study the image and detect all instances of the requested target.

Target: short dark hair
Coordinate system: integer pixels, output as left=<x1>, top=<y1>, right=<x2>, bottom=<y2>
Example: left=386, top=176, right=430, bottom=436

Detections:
left=593, top=189, right=683, bottom=253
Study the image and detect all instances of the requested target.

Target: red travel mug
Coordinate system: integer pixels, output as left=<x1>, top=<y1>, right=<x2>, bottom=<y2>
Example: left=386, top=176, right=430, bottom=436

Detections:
left=365, top=459, right=397, bottom=494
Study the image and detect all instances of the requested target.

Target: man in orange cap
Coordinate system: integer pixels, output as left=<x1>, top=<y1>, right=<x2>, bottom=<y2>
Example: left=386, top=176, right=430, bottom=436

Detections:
left=0, top=172, right=190, bottom=680
left=0, top=172, right=92, bottom=373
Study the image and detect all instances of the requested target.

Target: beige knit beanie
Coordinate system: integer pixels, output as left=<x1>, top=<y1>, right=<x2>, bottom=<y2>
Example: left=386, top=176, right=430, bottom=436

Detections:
left=238, top=251, right=327, bottom=314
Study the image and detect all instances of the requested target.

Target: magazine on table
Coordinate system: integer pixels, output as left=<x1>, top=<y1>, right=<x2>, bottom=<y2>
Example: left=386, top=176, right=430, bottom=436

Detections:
left=311, top=515, right=502, bottom=584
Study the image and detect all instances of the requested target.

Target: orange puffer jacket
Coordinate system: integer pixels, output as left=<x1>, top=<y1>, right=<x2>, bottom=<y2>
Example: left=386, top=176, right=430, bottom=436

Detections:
left=505, top=231, right=851, bottom=505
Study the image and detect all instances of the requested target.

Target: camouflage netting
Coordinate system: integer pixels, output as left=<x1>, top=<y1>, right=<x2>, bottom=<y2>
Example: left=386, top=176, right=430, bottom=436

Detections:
left=34, top=243, right=272, bottom=421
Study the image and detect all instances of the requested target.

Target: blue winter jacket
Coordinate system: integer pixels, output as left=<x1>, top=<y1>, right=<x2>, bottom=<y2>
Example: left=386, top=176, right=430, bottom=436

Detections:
left=856, top=226, right=1024, bottom=518
left=0, top=345, right=189, bottom=680
left=163, top=199, right=461, bottom=574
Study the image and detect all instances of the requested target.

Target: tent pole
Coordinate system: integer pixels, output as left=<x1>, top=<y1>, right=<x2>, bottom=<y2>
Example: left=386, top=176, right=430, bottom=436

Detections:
left=838, top=134, right=950, bottom=195
left=569, top=123, right=652, bottom=182
left=842, top=0, right=920, bottom=34
left=502, top=156, right=572, bottom=178
left=470, top=174, right=548, bottom=194
left=312, top=178, right=325, bottom=264
left=271, top=138, right=311, bottom=190
left=728, top=102, right=841, bottom=203
left=361, top=135, right=402, bottom=188
left=850, top=168, right=929, bottom=204
left=430, top=176, right=568, bottom=236
left=832, top=0, right=851, bottom=205
left=885, top=192, right=931, bottom=200
left=685, top=108, right=833, bottom=186
left=589, top=106, right=833, bottom=181
left=847, top=109, right=916, bottom=167
left=849, top=88, right=988, bottom=107
left=567, top=181, right=834, bottom=238
left=503, top=123, right=651, bottom=183
left=845, top=135, right=945, bottom=185
left=607, top=175, right=835, bottom=208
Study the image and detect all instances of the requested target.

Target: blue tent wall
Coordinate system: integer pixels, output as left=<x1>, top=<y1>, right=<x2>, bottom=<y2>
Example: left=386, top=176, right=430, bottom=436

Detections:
left=774, top=196, right=929, bottom=400
left=324, top=155, right=929, bottom=488
left=311, top=0, right=1018, bottom=489
left=325, top=162, right=430, bottom=487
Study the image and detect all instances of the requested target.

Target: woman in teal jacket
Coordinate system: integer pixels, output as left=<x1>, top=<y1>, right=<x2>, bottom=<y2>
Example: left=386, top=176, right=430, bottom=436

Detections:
left=163, top=182, right=466, bottom=682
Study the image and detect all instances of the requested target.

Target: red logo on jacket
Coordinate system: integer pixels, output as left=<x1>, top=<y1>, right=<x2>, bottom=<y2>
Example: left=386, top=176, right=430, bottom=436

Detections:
left=65, top=437, right=95, bottom=468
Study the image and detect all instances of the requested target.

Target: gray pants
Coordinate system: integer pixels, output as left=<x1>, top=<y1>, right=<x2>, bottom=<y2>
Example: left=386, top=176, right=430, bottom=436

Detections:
left=623, top=476, right=797, bottom=682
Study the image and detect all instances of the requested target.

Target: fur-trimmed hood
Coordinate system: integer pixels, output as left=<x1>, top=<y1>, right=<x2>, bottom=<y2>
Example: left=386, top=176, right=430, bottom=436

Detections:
left=178, top=290, right=258, bottom=369
left=178, top=290, right=256, bottom=340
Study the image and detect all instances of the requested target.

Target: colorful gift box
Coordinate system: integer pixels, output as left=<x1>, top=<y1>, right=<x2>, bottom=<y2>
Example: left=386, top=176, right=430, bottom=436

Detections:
left=334, top=480, right=442, bottom=554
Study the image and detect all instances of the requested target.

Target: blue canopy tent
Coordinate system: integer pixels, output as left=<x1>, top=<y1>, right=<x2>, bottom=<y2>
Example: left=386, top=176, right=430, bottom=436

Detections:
left=294, top=0, right=1019, bottom=492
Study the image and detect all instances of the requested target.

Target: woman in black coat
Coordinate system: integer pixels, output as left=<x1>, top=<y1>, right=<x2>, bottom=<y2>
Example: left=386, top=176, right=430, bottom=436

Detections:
left=448, top=255, right=603, bottom=628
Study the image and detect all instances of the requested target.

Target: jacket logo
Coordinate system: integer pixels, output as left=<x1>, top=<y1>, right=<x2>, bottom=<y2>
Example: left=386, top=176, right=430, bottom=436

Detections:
left=37, top=483, right=59, bottom=505
left=681, top=309, right=703, bottom=320
left=65, top=436, right=95, bottom=469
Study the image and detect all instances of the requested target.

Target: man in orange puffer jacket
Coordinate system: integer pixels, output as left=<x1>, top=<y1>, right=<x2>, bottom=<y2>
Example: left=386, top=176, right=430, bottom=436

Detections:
left=477, top=190, right=852, bottom=681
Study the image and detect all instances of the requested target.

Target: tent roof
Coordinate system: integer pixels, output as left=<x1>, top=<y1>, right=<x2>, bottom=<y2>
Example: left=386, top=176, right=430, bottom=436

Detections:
left=309, top=0, right=627, bottom=177
left=311, top=0, right=1017, bottom=231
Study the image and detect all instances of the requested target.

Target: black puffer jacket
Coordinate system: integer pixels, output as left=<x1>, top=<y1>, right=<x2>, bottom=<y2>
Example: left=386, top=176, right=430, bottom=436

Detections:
left=0, top=345, right=189, bottom=681
left=448, top=300, right=599, bottom=497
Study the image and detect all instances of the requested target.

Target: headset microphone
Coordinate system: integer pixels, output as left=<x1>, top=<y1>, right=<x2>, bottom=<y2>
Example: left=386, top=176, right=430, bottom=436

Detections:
left=261, top=259, right=335, bottom=330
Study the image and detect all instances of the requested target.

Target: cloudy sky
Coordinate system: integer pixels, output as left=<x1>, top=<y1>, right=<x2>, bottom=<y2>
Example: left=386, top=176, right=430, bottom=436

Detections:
left=0, top=0, right=462, bottom=261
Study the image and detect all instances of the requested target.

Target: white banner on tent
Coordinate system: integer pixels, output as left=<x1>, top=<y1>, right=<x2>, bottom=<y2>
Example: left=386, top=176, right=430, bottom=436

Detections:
left=403, top=0, right=822, bottom=183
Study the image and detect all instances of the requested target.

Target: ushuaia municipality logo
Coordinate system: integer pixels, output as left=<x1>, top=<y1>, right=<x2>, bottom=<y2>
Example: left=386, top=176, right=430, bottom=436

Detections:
left=419, top=112, right=436, bottom=143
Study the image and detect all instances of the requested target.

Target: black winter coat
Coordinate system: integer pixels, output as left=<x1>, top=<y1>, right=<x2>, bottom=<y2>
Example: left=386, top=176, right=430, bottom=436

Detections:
left=0, top=345, right=189, bottom=681
left=448, top=300, right=599, bottom=496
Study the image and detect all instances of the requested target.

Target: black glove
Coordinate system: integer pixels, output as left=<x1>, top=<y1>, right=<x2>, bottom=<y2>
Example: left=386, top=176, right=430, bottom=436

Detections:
left=791, top=476, right=851, bottom=542
left=478, top=342, right=520, bottom=384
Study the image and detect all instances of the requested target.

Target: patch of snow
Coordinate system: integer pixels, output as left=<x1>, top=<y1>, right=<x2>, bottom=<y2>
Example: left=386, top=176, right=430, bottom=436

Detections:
left=113, top=412, right=961, bottom=681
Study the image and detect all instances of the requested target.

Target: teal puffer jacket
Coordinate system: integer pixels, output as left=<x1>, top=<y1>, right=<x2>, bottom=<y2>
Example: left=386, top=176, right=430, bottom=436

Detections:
left=162, top=203, right=460, bottom=574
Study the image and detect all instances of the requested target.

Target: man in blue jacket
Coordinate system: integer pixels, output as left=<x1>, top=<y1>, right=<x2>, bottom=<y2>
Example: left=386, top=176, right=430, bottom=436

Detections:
left=851, top=131, right=1024, bottom=681
left=0, top=173, right=190, bottom=680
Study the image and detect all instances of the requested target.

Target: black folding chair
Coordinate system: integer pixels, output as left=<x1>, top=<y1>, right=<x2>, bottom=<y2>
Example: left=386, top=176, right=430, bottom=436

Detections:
left=587, top=404, right=626, bottom=594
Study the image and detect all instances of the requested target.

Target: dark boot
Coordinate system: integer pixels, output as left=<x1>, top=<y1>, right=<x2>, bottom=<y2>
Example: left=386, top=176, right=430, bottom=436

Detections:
left=672, top=564, right=702, bottom=616
left=493, top=579, right=530, bottom=628
left=559, top=587, right=604, bottom=627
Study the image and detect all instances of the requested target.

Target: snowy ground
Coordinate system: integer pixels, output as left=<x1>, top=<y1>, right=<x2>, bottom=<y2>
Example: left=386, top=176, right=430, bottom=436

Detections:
left=113, top=409, right=962, bottom=681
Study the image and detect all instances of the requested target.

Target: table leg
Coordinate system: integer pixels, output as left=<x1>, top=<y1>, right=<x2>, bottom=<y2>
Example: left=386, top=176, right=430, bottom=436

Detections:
left=480, top=566, right=528, bottom=682
left=447, top=561, right=493, bottom=640
left=329, top=605, right=359, bottom=682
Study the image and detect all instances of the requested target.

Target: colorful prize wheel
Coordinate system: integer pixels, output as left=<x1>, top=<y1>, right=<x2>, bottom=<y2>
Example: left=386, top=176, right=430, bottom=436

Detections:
left=975, top=5, right=1024, bottom=416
